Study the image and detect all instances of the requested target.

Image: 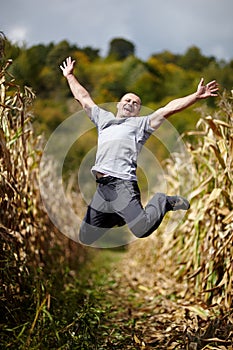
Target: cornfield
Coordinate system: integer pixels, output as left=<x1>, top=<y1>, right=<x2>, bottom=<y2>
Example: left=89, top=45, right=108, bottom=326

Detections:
left=0, top=35, right=86, bottom=348
left=173, top=91, right=233, bottom=309
left=1, top=30, right=233, bottom=348
left=0, top=56, right=44, bottom=298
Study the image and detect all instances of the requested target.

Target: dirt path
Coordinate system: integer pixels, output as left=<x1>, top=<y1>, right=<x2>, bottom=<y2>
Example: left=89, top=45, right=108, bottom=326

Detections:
left=86, top=243, right=233, bottom=350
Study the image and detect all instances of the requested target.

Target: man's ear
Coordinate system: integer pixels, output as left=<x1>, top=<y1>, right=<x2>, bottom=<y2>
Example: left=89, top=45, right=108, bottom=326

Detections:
left=117, top=102, right=120, bottom=109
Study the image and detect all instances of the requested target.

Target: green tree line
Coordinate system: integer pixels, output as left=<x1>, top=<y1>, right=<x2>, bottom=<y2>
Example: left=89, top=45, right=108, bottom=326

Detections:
left=5, top=37, right=233, bottom=104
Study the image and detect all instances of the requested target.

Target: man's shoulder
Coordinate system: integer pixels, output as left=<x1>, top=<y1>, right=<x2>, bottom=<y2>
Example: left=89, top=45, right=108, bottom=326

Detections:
left=91, top=105, right=116, bottom=126
left=92, top=105, right=115, bottom=116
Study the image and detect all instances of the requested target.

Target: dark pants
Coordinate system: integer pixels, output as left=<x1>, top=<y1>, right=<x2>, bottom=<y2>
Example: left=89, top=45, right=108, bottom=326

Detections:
left=79, top=176, right=168, bottom=245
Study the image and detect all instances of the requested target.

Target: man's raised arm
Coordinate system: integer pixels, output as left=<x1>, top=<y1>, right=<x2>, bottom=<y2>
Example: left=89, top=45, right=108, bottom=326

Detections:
left=149, top=78, right=219, bottom=129
left=60, top=56, right=95, bottom=118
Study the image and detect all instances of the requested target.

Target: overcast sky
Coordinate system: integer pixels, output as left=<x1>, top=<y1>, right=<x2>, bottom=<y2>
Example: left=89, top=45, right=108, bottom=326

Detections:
left=1, top=0, right=233, bottom=61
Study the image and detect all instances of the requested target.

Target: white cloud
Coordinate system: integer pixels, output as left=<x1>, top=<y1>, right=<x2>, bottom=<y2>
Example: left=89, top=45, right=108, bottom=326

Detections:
left=7, top=25, right=28, bottom=44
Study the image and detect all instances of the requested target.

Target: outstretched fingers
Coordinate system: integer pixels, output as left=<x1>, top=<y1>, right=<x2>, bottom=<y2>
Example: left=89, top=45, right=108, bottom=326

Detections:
left=60, top=57, right=73, bottom=68
left=207, top=80, right=219, bottom=95
left=207, top=80, right=217, bottom=88
left=59, top=56, right=76, bottom=76
left=197, top=78, right=219, bottom=98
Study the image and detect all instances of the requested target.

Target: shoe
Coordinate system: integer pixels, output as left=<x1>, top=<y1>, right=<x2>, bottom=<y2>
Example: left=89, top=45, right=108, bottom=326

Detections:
left=166, top=195, right=190, bottom=211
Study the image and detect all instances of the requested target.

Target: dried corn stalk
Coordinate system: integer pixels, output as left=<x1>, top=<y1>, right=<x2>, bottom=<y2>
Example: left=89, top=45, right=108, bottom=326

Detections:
left=0, top=57, right=46, bottom=299
left=0, top=53, right=85, bottom=304
left=168, top=91, right=233, bottom=309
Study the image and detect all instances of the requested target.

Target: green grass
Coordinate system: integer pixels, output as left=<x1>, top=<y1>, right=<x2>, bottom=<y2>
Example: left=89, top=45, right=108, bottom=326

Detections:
left=1, top=248, right=132, bottom=350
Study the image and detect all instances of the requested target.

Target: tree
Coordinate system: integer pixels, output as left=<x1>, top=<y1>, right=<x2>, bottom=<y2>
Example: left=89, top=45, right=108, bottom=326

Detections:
left=178, top=46, right=215, bottom=71
left=107, top=38, right=135, bottom=60
left=46, top=40, right=73, bottom=68
left=150, top=50, right=180, bottom=65
left=129, top=72, right=163, bottom=104
left=82, top=46, right=100, bottom=61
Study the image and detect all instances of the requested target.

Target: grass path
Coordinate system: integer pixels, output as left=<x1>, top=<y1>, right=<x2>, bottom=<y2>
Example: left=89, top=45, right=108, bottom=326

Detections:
left=82, top=247, right=186, bottom=349
left=2, top=241, right=232, bottom=349
left=77, top=245, right=233, bottom=350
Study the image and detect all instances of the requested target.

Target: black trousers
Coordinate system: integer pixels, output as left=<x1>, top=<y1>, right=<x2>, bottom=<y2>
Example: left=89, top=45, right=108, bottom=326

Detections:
left=79, top=176, right=168, bottom=245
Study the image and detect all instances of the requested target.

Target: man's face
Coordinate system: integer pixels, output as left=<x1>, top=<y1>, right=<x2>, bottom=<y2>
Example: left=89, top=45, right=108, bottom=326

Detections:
left=116, top=93, right=141, bottom=118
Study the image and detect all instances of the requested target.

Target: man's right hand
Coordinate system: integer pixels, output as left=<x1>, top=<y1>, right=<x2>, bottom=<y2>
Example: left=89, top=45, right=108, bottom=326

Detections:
left=60, top=56, right=76, bottom=77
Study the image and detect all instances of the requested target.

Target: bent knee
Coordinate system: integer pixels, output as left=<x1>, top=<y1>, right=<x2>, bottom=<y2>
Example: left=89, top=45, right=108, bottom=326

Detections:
left=79, top=223, right=96, bottom=245
left=129, top=220, right=161, bottom=239
left=79, top=222, right=106, bottom=245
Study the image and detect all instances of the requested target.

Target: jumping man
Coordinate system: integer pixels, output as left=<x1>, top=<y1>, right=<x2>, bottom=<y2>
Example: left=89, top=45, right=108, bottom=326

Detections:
left=60, top=56, right=219, bottom=245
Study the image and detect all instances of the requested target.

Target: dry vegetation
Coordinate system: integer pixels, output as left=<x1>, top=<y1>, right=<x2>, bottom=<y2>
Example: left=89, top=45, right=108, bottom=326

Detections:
left=177, top=94, right=233, bottom=307
left=0, top=35, right=88, bottom=349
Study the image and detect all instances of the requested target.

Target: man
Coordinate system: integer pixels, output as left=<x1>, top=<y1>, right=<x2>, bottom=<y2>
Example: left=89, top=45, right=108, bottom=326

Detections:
left=60, top=56, right=219, bottom=245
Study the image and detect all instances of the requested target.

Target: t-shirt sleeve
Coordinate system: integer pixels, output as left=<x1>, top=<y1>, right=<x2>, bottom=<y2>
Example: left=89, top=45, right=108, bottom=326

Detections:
left=148, top=112, right=165, bottom=130
left=90, top=105, right=114, bottom=130
left=136, top=115, right=155, bottom=143
left=90, top=105, right=100, bottom=125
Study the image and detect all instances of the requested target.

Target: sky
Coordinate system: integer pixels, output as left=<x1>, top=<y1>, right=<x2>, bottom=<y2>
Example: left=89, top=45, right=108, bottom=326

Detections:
left=1, top=0, right=233, bottom=62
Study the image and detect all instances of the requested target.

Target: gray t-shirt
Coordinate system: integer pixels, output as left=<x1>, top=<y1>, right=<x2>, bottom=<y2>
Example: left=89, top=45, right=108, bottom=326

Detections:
left=90, top=105, right=163, bottom=181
